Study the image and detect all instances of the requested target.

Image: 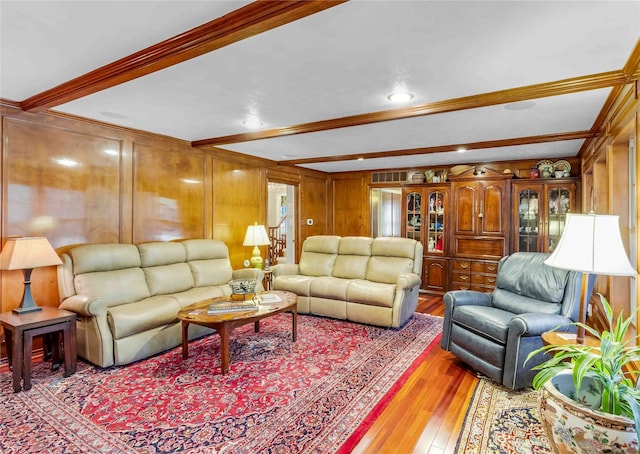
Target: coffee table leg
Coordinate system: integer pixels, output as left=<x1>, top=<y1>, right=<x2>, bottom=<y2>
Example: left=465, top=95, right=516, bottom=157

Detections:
left=181, top=321, right=190, bottom=359
left=292, top=310, right=297, bottom=342
left=219, top=326, right=230, bottom=374
left=254, top=321, right=260, bottom=333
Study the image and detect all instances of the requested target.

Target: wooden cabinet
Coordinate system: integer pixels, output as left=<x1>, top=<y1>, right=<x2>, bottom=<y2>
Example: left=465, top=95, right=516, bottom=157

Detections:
left=449, top=168, right=511, bottom=260
left=423, top=257, right=449, bottom=294
left=403, top=184, right=450, bottom=294
left=451, top=258, right=498, bottom=292
left=512, top=179, right=579, bottom=253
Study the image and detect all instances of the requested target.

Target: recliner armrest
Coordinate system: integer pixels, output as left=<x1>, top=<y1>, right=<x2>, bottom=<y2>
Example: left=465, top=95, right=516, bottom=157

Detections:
left=443, top=290, right=493, bottom=308
left=509, top=313, right=574, bottom=337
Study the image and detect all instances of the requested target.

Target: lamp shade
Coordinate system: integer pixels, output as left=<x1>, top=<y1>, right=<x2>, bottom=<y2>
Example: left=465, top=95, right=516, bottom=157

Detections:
left=243, top=223, right=270, bottom=247
left=0, top=237, right=62, bottom=270
left=544, top=213, right=636, bottom=276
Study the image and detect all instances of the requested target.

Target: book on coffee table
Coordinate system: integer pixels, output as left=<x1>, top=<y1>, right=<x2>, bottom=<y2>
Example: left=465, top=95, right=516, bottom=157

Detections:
left=258, top=293, right=282, bottom=304
left=207, top=301, right=258, bottom=314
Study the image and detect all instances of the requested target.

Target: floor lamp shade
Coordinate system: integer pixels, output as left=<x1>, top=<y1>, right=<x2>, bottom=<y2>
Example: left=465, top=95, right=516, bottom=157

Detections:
left=544, top=213, right=637, bottom=342
left=243, top=223, right=270, bottom=269
left=0, top=237, right=62, bottom=313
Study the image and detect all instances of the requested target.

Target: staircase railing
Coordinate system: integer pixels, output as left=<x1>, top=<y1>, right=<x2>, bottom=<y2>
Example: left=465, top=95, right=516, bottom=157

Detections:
left=268, top=215, right=287, bottom=266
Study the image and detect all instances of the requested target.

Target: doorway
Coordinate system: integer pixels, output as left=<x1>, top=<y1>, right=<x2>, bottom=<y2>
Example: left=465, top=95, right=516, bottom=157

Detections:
left=267, top=181, right=296, bottom=265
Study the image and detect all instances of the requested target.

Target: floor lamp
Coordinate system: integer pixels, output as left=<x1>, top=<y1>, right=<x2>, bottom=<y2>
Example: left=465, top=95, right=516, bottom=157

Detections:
left=544, top=213, right=637, bottom=344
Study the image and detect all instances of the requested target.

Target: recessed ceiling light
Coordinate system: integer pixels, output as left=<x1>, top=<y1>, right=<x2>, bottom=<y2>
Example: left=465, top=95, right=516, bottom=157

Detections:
left=357, top=157, right=364, bottom=161
left=387, top=91, right=414, bottom=103
left=242, top=118, right=263, bottom=129
left=504, top=101, right=536, bottom=111
left=457, top=147, right=466, bottom=153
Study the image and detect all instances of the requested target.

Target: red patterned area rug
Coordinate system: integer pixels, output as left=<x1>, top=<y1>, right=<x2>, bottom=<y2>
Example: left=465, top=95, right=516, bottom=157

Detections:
left=1, top=313, right=441, bottom=454
left=455, top=377, right=551, bottom=453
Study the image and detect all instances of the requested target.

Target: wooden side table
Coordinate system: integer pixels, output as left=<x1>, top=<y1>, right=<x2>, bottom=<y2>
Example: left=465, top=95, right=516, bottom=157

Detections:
left=263, top=269, right=273, bottom=291
left=541, top=331, right=601, bottom=350
left=1, top=306, right=77, bottom=392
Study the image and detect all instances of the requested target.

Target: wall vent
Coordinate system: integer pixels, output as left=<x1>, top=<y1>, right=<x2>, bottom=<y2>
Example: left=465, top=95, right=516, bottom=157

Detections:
left=371, top=171, right=408, bottom=183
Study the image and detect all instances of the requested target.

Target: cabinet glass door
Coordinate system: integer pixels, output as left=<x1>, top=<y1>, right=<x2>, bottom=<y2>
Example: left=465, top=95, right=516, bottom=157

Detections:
left=427, top=191, right=445, bottom=253
left=517, top=189, right=540, bottom=252
left=405, top=191, right=421, bottom=242
left=547, top=187, right=571, bottom=252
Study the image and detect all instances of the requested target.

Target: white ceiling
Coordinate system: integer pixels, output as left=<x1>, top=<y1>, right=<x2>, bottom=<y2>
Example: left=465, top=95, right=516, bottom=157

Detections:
left=1, top=1, right=638, bottom=173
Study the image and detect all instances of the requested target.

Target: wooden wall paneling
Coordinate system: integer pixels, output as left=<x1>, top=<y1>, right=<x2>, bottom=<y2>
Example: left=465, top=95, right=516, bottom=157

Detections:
left=332, top=173, right=367, bottom=236
left=212, top=159, right=264, bottom=269
left=132, top=143, right=206, bottom=243
left=299, top=173, right=330, bottom=240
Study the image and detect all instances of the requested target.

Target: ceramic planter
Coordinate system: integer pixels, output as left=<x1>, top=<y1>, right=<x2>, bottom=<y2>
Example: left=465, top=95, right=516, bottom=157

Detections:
left=539, top=370, right=638, bottom=453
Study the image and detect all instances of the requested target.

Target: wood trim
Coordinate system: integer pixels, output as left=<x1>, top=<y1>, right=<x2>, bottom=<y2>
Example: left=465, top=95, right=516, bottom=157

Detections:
left=20, top=1, right=347, bottom=111
left=192, top=71, right=626, bottom=147
left=280, top=130, right=596, bottom=166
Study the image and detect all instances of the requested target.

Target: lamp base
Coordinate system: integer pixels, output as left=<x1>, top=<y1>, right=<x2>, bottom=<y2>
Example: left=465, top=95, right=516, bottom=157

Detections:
left=13, top=305, right=42, bottom=314
left=250, top=246, right=264, bottom=269
left=13, top=275, right=43, bottom=314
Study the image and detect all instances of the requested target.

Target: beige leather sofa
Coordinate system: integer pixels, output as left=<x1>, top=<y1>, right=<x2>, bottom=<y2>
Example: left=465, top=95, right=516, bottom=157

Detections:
left=57, top=239, right=263, bottom=368
left=272, top=236, right=423, bottom=328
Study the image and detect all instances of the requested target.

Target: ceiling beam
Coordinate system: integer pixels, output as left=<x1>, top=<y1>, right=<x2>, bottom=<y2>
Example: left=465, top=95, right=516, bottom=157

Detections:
left=20, top=0, right=347, bottom=111
left=280, top=130, right=597, bottom=165
left=192, top=71, right=625, bottom=148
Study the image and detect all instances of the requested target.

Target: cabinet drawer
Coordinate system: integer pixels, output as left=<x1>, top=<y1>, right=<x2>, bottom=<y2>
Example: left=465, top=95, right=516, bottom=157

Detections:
left=452, top=260, right=471, bottom=272
left=452, top=282, right=471, bottom=291
left=485, top=275, right=497, bottom=286
left=471, top=261, right=484, bottom=273
left=484, top=262, right=498, bottom=274
left=471, top=273, right=485, bottom=284
left=453, top=273, right=470, bottom=282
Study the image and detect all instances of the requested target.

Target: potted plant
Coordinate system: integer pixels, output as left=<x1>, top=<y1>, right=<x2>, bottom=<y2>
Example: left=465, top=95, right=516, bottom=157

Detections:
left=526, top=294, right=640, bottom=453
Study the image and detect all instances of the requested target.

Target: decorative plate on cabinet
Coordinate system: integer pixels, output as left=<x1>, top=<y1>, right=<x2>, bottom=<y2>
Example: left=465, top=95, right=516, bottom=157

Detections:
left=553, top=160, right=571, bottom=173
left=536, top=159, right=554, bottom=170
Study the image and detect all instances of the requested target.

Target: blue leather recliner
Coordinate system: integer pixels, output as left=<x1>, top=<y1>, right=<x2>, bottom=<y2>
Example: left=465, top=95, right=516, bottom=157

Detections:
left=441, top=252, right=595, bottom=389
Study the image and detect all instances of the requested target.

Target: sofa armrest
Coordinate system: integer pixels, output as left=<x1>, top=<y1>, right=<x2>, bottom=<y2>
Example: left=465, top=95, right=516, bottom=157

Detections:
left=396, top=273, right=421, bottom=290
left=232, top=268, right=265, bottom=282
left=59, top=294, right=109, bottom=317
left=271, top=263, right=300, bottom=277
left=390, top=273, right=422, bottom=328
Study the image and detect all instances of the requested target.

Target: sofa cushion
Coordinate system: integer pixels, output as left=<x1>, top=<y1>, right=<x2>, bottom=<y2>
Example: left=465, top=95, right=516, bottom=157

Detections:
left=332, top=236, right=372, bottom=279
left=168, top=286, right=225, bottom=308
left=346, top=279, right=396, bottom=308
left=496, top=252, right=569, bottom=303
left=298, top=235, right=341, bottom=277
left=71, top=244, right=141, bottom=274
left=143, top=263, right=195, bottom=296
left=365, top=256, right=414, bottom=284
left=273, top=275, right=313, bottom=296
left=74, top=268, right=151, bottom=306
left=310, top=276, right=350, bottom=300
left=182, top=239, right=233, bottom=286
left=107, top=295, right=181, bottom=339
left=138, top=241, right=186, bottom=267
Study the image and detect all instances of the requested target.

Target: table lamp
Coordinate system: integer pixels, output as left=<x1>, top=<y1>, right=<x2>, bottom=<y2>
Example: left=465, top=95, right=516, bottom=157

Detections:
left=243, top=222, right=270, bottom=269
left=544, top=213, right=637, bottom=343
left=0, top=237, right=62, bottom=314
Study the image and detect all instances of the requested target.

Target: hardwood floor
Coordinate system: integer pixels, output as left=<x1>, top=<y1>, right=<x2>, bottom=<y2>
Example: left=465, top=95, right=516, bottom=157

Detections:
left=352, top=295, right=479, bottom=454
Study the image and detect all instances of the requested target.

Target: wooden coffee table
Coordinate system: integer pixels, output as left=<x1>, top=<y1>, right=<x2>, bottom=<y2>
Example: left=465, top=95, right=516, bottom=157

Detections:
left=177, top=291, right=297, bottom=374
